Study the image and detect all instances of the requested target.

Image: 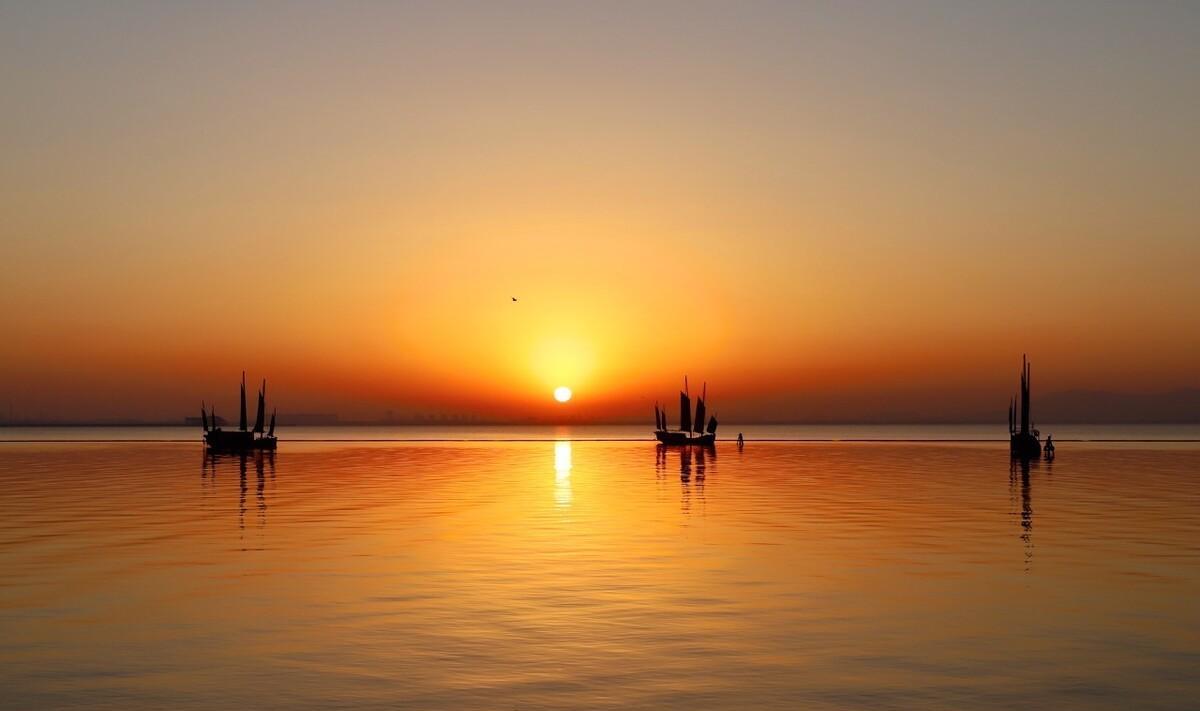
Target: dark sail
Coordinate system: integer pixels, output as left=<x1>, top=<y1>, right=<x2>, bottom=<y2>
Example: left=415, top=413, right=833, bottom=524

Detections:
left=239, top=372, right=248, bottom=432
left=1020, top=355, right=1031, bottom=435
left=1009, top=356, right=1042, bottom=458
left=268, top=409, right=276, bottom=437
left=653, top=377, right=720, bottom=446
left=253, top=379, right=266, bottom=434
left=201, top=403, right=209, bottom=432
left=1025, top=358, right=1032, bottom=433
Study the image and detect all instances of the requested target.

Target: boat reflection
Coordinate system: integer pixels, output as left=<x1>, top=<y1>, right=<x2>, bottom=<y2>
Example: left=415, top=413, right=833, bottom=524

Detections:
left=1009, top=454, right=1051, bottom=571
left=655, top=443, right=715, bottom=517
left=672, top=443, right=715, bottom=482
left=202, top=449, right=275, bottom=533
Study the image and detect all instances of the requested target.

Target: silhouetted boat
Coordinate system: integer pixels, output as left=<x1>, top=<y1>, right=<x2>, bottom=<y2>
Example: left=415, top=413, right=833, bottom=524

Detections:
left=201, top=373, right=277, bottom=451
left=1009, top=355, right=1042, bottom=458
left=655, top=378, right=718, bottom=446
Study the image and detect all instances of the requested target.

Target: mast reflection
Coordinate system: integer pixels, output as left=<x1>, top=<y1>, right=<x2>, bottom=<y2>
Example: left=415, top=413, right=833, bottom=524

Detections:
left=654, top=444, right=717, bottom=517
left=1009, top=455, right=1042, bottom=571
left=202, top=449, right=275, bottom=534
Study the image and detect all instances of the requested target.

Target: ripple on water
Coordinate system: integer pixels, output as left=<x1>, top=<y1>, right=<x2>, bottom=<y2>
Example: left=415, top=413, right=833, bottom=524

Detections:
left=0, top=441, right=1197, bottom=709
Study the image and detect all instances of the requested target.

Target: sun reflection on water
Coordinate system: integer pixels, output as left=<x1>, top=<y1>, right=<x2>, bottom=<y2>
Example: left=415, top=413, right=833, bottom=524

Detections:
left=2, top=443, right=1198, bottom=709
left=554, top=440, right=572, bottom=508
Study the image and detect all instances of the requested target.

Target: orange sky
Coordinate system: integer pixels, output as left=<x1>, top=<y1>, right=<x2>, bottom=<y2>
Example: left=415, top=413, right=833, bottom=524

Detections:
left=1, top=3, right=1198, bottom=422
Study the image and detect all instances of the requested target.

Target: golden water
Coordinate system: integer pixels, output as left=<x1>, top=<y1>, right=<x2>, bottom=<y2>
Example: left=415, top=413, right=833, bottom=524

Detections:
left=1, top=441, right=1197, bottom=709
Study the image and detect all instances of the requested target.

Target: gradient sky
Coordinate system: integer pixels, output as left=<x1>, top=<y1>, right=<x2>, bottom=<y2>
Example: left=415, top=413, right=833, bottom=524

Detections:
left=2, top=1, right=1198, bottom=422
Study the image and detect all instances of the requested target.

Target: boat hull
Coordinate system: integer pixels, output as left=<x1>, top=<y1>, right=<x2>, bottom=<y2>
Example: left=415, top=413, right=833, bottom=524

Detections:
left=1010, top=432, right=1041, bottom=459
left=655, top=430, right=715, bottom=446
left=204, top=430, right=277, bottom=452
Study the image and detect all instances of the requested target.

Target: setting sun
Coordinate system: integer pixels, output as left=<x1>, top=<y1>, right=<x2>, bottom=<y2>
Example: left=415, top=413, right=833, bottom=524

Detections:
left=554, top=386, right=573, bottom=403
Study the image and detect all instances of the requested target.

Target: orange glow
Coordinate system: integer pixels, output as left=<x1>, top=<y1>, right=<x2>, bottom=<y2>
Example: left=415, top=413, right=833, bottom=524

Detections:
left=0, top=5, right=1197, bottom=423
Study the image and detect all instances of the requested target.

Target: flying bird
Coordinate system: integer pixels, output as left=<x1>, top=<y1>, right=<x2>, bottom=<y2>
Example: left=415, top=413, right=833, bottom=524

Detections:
left=511, top=297, right=518, bottom=302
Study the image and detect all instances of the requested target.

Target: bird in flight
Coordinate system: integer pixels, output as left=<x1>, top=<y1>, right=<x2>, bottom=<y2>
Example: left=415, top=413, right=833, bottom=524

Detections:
left=511, top=297, right=518, bottom=302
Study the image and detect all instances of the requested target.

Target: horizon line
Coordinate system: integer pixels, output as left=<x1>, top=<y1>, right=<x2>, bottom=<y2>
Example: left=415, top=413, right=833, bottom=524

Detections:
left=5, top=419, right=1200, bottom=427
left=3, top=437, right=1199, bottom=445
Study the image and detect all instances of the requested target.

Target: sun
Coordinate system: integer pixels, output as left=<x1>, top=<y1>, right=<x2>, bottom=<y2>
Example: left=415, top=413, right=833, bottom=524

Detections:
left=554, top=386, right=572, bottom=403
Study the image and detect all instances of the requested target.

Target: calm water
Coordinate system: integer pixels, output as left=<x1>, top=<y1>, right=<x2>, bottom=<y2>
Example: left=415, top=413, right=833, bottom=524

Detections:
left=1, top=439, right=1198, bottom=709
left=3, top=423, right=1200, bottom=442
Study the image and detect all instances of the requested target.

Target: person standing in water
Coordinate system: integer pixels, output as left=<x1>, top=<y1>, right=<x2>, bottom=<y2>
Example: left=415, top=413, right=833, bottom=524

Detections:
left=737, top=433, right=744, bottom=448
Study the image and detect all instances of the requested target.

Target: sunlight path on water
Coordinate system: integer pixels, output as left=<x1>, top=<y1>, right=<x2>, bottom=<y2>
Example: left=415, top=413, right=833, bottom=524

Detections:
left=0, top=442, right=1197, bottom=709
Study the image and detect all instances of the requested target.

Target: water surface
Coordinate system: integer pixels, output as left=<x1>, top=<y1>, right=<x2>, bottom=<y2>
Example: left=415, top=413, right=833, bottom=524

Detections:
left=1, top=441, right=1197, bottom=709
left=3, top=423, right=1199, bottom=442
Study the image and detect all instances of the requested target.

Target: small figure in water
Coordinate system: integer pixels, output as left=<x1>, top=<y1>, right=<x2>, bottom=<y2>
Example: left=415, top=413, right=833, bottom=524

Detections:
left=1045, top=434, right=1055, bottom=458
left=737, top=433, right=744, bottom=448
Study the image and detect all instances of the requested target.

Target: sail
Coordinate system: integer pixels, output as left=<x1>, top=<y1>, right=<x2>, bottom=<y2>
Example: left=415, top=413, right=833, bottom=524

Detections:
left=706, top=415, right=718, bottom=434
left=1019, top=356, right=1031, bottom=435
left=268, top=409, right=276, bottom=437
left=654, top=404, right=662, bottom=431
left=694, top=398, right=706, bottom=436
left=239, top=372, right=247, bottom=432
left=679, top=391, right=692, bottom=433
left=253, top=380, right=266, bottom=434
left=1024, top=359, right=1032, bottom=434
left=201, top=403, right=209, bottom=432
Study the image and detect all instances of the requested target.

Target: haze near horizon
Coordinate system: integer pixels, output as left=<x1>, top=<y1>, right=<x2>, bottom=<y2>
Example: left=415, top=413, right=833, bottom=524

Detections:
left=2, top=1, right=1198, bottom=423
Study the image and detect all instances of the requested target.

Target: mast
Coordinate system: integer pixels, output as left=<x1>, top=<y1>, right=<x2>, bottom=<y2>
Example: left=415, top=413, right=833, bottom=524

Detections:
left=253, top=379, right=266, bottom=434
left=1025, top=358, right=1032, bottom=435
left=240, top=372, right=249, bottom=432
left=1020, top=355, right=1031, bottom=435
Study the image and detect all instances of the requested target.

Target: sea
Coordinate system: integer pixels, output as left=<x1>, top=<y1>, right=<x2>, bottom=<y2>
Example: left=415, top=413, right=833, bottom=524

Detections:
left=1, top=425, right=1197, bottom=709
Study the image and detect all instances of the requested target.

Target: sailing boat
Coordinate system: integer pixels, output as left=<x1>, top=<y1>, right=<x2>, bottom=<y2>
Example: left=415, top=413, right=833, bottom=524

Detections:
left=201, top=372, right=278, bottom=451
left=654, top=377, right=718, bottom=446
left=1009, top=355, right=1041, bottom=458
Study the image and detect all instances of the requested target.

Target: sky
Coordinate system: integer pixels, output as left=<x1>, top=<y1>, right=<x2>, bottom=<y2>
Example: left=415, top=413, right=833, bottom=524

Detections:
left=1, top=1, right=1198, bottom=423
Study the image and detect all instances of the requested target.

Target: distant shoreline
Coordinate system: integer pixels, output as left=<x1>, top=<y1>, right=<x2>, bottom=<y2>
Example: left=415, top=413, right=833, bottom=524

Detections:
left=3, top=437, right=1199, bottom=444
left=4, top=421, right=1200, bottom=428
